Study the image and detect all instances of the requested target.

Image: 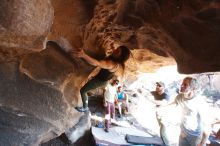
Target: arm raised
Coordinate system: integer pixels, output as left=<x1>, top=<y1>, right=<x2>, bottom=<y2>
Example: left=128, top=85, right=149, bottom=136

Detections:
left=71, top=49, right=117, bottom=70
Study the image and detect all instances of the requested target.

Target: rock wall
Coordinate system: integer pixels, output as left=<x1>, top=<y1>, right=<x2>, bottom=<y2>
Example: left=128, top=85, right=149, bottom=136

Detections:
left=0, top=41, right=95, bottom=145
left=0, top=0, right=220, bottom=145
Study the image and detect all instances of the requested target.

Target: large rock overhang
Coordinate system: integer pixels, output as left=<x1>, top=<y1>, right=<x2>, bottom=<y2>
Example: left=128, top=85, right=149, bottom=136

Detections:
left=0, top=0, right=220, bottom=145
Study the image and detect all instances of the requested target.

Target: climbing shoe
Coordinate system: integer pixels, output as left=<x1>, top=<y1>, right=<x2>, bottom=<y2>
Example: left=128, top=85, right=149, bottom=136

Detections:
left=75, top=107, right=89, bottom=112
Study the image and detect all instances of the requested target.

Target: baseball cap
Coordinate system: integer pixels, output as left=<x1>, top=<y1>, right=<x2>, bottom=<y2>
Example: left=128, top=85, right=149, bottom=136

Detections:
left=156, top=81, right=165, bottom=87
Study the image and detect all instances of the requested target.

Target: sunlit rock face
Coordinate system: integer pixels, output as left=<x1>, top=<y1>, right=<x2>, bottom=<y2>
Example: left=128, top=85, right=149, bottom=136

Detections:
left=0, top=0, right=220, bottom=145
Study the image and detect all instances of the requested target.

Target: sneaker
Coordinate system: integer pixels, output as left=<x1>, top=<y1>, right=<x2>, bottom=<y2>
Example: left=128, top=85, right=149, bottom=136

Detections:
left=75, top=107, right=89, bottom=112
left=96, top=122, right=104, bottom=128
left=104, top=128, right=109, bottom=133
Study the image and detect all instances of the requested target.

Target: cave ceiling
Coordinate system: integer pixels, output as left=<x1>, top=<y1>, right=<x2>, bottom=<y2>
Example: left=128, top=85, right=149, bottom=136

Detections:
left=0, top=0, right=220, bottom=74
left=0, top=0, right=220, bottom=145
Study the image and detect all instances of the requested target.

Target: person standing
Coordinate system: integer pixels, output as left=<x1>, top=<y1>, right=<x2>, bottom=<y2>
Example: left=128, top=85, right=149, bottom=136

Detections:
left=148, top=81, right=171, bottom=145
left=149, top=81, right=170, bottom=106
left=160, top=77, right=212, bottom=146
left=103, top=79, right=119, bottom=132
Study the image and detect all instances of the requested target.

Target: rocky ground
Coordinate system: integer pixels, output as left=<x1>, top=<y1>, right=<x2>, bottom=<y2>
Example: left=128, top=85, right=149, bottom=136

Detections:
left=41, top=91, right=220, bottom=146
left=41, top=94, right=165, bottom=146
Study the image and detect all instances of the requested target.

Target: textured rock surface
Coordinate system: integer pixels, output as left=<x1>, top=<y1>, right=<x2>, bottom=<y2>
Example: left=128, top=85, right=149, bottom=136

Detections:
left=0, top=0, right=53, bottom=50
left=0, top=0, right=220, bottom=145
left=46, top=0, right=220, bottom=73
left=65, top=112, right=91, bottom=143
left=0, top=42, right=89, bottom=145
